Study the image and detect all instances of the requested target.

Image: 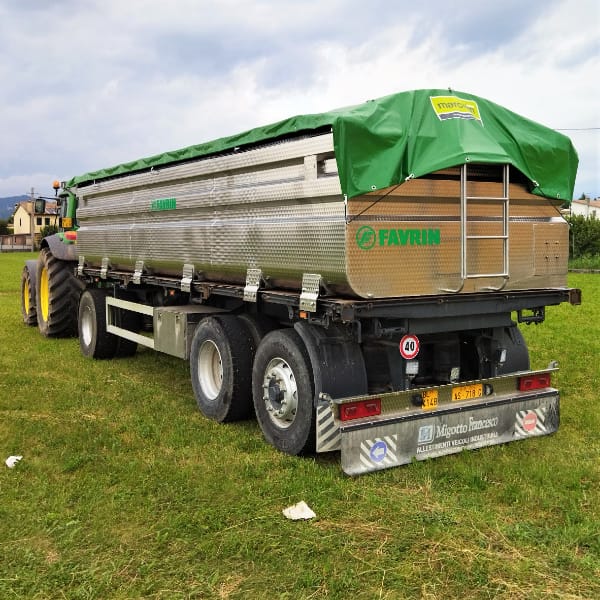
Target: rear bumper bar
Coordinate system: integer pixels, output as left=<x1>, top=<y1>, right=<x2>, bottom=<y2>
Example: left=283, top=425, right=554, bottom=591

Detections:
left=334, top=368, right=560, bottom=475
left=340, top=390, right=558, bottom=475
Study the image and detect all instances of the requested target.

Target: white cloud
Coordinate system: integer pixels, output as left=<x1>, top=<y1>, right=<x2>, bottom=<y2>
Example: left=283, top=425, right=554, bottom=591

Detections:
left=0, top=0, right=598, bottom=198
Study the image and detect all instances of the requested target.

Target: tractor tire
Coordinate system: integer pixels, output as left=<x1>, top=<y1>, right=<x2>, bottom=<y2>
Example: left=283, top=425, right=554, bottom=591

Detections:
left=21, top=263, right=37, bottom=326
left=36, top=247, right=81, bottom=337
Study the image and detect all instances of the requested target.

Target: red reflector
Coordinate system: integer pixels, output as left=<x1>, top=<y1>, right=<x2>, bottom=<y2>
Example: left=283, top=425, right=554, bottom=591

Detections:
left=339, top=398, right=381, bottom=421
left=64, top=231, right=77, bottom=241
left=518, top=373, right=551, bottom=391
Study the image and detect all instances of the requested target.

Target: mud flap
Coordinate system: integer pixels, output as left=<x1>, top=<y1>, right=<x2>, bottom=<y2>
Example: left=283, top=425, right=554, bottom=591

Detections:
left=340, top=392, right=559, bottom=476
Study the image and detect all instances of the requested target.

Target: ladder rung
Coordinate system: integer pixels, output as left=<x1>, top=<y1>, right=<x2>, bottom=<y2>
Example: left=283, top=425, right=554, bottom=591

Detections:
left=466, top=196, right=508, bottom=202
left=466, top=272, right=509, bottom=279
left=466, top=235, right=509, bottom=240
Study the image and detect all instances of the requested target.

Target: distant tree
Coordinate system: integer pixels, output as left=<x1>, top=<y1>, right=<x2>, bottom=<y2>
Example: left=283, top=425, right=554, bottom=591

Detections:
left=40, top=224, right=59, bottom=238
left=0, top=219, right=8, bottom=235
left=566, top=214, right=600, bottom=258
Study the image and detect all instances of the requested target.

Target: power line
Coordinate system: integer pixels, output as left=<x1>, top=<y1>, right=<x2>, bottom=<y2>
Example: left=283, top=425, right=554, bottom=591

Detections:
left=555, top=127, right=600, bottom=131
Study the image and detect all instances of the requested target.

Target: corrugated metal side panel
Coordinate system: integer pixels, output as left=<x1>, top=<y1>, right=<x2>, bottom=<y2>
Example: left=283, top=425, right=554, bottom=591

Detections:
left=76, top=133, right=353, bottom=292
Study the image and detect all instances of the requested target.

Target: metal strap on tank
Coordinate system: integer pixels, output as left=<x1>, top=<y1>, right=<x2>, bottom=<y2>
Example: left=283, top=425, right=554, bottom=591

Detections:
left=181, top=264, right=194, bottom=292
left=443, top=163, right=510, bottom=292
left=133, top=260, right=145, bottom=285
left=100, top=258, right=109, bottom=279
left=77, top=255, right=85, bottom=276
left=243, top=268, right=262, bottom=303
left=300, top=273, right=322, bottom=312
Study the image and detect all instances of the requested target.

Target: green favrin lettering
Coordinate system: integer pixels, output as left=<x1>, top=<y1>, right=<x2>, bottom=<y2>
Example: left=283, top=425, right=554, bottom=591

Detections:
left=151, top=197, right=177, bottom=211
left=378, top=228, right=440, bottom=246
left=357, top=227, right=441, bottom=249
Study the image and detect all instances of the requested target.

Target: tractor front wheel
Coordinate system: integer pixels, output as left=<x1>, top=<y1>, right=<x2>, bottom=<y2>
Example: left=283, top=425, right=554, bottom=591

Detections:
left=36, top=247, right=81, bottom=337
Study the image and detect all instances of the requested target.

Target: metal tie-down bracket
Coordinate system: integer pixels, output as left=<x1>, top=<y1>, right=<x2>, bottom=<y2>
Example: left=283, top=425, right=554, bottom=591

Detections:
left=300, top=273, right=322, bottom=312
left=181, top=264, right=195, bottom=293
left=244, top=268, right=263, bottom=303
left=133, top=260, right=145, bottom=285
left=100, top=258, right=110, bottom=280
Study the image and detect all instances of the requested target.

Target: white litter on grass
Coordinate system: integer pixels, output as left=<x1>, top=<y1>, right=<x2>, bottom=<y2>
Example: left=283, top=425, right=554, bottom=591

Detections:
left=282, top=501, right=316, bottom=521
left=5, top=456, right=23, bottom=469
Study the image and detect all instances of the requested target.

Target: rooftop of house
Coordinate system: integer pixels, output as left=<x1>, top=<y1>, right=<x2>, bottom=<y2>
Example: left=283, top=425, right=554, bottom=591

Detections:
left=15, top=200, right=58, bottom=216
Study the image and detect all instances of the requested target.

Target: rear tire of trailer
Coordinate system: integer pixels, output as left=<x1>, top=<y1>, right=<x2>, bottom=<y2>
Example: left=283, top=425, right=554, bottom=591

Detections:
left=237, top=313, right=277, bottom=349
left=78, top=289, right=119, bottom=359
left=252, top=329, right=315, bottom=456
left=21, top=264, right=37, bottom=326
left=496, top=325, right=530, bottom=375
left=190, top=315, right=254, bottom=423
left=36, top=247, right=80, bottom=337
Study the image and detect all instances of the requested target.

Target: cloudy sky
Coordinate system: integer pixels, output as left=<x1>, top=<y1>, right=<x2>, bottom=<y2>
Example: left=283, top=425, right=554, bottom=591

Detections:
left=1, top=0, right=598, bottom=199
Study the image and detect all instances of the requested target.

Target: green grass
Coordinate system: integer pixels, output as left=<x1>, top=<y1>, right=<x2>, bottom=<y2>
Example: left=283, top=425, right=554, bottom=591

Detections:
left=569, top=254, right=600, bottom=271
left=1, top=252, right=599, bottom=599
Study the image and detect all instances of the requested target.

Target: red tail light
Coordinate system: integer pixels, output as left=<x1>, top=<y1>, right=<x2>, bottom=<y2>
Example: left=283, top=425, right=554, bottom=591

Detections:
left=339, top=398, right=381, bottom=421
left=518, top=372, right=551, bottom=391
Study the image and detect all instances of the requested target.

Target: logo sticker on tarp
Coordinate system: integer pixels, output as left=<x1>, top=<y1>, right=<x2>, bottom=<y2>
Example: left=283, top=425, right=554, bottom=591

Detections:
left=430, top=95, right=483, bottom=124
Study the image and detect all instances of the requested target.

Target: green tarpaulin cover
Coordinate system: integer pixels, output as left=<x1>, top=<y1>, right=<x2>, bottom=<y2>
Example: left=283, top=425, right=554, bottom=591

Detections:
left=68, top=89, right=578, bottom=202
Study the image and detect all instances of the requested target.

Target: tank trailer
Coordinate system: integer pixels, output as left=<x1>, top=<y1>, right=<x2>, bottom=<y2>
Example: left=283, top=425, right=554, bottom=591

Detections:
left=21, top=89, right=581, bottom=474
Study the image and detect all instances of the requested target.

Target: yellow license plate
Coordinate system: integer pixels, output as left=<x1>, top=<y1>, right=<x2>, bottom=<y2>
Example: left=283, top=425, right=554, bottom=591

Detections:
left=452, top=384, right=483, bottom=401
left=421, top=389, right=438, bottom=410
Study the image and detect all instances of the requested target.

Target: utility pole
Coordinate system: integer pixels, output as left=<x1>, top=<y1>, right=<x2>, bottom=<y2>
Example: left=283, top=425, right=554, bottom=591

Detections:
left=30, top=187, right=36, bottom=251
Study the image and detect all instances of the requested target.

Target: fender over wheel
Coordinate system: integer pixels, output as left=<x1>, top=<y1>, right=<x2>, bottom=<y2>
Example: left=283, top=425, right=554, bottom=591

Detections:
left=252, top=329, right=315, bottom=455
left=189, top=315, right=255, bottom=422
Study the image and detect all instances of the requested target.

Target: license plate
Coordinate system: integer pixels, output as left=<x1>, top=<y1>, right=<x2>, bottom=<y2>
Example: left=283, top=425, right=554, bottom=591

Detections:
left=421, top=389, right=438, bottom=410
left=452, top=384, right=483, bottom=401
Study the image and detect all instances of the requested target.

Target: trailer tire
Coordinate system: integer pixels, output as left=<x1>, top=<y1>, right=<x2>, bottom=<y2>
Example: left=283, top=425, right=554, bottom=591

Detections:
left=21, top=263, right=37, bottom=326
left=78, top=289, right=119, bottom=359
left=237, top=313, right=277, bottom=349
left=252, top=329, right=315, bottom=455
left=190, top=315, right=254, bottom=422
left=496, top=326, right=530, bottom=375
left=36, top=247, right=80, bottom=337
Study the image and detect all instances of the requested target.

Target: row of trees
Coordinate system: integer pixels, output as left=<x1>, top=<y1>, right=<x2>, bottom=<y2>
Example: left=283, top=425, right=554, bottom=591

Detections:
left=566, top=214, right=600, bottom=258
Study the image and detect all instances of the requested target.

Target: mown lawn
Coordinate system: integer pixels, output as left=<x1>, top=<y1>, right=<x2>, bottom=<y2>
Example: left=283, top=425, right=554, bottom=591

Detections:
left=0, top=252, right=598, bottom=599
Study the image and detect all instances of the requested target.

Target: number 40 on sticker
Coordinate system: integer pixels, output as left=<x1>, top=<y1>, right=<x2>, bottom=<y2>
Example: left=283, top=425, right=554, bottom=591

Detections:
left=399, top=334, right=420, bottom=360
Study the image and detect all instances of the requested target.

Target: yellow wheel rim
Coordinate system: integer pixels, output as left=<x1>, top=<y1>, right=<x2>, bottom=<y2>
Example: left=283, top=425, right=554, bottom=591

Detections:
left=23, top=279, right=30, bottom=314
left=40, top=267, right=50, bottom=321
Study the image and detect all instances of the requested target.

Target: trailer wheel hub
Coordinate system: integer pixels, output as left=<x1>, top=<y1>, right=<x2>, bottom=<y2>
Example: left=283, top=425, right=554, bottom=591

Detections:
left=263, top=358, right=298, bottom=428
left=198, top=340, right=223, bottom=400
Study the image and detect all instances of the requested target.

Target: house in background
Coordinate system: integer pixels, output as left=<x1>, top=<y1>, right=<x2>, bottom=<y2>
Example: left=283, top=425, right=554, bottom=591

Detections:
left=1, top=200, right=59, bottom=251
left=12, top=200, right=58, bottom=235
left=570, top=197, right=600, bottom=218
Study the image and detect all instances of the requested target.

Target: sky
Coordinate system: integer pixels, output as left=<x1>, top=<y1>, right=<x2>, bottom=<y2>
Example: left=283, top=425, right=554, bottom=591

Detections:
left=1, top=0, right=598, bottom=200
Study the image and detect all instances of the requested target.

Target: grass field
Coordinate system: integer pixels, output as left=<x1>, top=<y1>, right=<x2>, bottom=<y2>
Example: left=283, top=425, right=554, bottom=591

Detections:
left=1, top=252, right=598, bottom=599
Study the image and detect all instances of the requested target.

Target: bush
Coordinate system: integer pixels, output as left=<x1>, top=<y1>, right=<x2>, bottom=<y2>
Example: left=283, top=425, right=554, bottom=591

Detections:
left=39, top=224, right=59, bottom=238
left=566, top=214, right=600, bottom=258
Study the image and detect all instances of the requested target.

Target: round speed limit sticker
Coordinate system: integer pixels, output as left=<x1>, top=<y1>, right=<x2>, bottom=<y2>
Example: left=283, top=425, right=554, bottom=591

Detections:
left=399, top=334, right=420, bottom=359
